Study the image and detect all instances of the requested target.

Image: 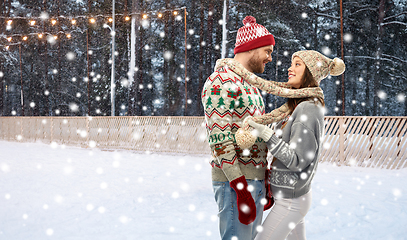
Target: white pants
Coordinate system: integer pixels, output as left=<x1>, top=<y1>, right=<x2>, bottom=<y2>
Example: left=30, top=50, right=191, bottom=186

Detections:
left=255, top=190, right=312, bottom=240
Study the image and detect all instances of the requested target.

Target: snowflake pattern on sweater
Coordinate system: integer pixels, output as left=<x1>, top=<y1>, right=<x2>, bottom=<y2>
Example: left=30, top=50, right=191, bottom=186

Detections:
left=202, top=66, right=268, bottom=182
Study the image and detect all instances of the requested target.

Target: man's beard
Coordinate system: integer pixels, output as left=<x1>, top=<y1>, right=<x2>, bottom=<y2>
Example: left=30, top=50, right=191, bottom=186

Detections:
left=247, top=54, right=264, bottom=74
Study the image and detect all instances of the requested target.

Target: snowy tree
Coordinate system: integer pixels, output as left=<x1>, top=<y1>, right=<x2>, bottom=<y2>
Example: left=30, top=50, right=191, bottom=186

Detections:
left=1, top=0, right=406, bottom=116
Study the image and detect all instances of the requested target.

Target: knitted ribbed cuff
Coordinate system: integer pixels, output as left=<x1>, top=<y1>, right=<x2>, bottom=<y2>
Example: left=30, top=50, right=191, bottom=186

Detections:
left=266, top=134, right=281, bottom=151
left=260, top=128, right=274, bottom=142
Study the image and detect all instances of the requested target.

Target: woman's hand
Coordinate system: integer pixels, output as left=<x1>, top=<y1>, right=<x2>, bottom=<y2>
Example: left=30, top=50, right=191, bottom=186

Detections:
left=247, top=119, right=274, bottom=142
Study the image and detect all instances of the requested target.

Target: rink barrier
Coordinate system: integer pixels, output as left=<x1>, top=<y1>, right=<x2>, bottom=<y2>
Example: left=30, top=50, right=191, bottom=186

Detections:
left=0, top=116, right=406, bottom=169
left=322, top=116, right=407, bottom=169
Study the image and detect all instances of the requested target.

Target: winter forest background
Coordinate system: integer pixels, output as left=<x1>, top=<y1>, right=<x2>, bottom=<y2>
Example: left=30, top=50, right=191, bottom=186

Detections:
left=1, top=0, right=406, bottom=117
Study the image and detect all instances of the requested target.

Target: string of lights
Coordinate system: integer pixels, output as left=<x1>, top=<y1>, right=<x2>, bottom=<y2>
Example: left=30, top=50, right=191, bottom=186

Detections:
left=0, top=6, right=186, bottom=21
left=0, top=30, right=81, bottom=41
left=1, top=6, right=186, bottom=46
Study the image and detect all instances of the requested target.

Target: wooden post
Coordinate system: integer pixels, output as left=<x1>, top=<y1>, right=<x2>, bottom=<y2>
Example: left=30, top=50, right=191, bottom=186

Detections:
left=19, top=43, right=24, bottom=116
left=184, top=7, right=188, bottom=114
left=338, top=117, right=345, bottom=165
left=340, top=0, right=345, bottom=116
left=87, top=0, right=91, bottom=116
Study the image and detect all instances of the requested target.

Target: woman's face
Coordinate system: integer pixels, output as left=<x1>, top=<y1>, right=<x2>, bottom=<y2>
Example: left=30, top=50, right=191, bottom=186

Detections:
left=287, top=56, right=306, bottom=89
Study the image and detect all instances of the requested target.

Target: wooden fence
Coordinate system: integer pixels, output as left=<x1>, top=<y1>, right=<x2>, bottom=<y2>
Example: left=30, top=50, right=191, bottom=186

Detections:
left=0, top=116, right=406, bottom=169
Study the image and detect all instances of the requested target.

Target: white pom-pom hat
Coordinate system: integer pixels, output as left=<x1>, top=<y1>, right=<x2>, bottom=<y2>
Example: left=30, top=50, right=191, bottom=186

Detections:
left=292, top=50, right=346, bottom=84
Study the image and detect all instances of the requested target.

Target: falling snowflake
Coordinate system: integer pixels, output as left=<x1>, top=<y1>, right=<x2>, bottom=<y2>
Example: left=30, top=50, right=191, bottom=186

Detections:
left=98, top=206, right=106, bottom=213
left=64, top=165, right=74, bottom=175
left=46, top=229, right=54, bottom=236
left=86, top=204, right=94, bottom=211
left=344, top=33, right=353, bottom=43
left=288, top=222, right=296, bottom=229
left=54, top=195, right=64, bottom=203
left=1, top=163, right=10, bottom=173
left=377, top=90, right=387, bottom=100
left=69, top=103, right=79, bottom=112
left=397, top=93, right=405, bottom=103
left=172, top=192, right=179, bottom=199
left=321, top=46, right=331, bottom=56
left=164, top=51, right=173, bottom=60
left=100, top=182, right=108, bottom=189
left=66, top=52, right=75, bottom=61
left=392, top=188, right=402, bottom=197
left=40, top=12, right=49, bottom=20
left=188, top=204, right=196, bottom=212
left=119, top=216, right=129, bottom=224
left=50, top=142, right=58, bottom=148
left=321, top=198, right=329, bottom=206
left=96, top=167, right=104, bottom=174
left=112, top=161, right=120, bottom=168
left=194, top=164, right=202, bottom=171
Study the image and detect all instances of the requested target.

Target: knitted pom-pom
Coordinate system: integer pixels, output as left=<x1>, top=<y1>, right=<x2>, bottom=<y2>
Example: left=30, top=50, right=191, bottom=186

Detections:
left=235, top=128, right=257, bottom=149
left=329, top=58, right=346, bottom=76
left=242, top=16, right=256, bottom=25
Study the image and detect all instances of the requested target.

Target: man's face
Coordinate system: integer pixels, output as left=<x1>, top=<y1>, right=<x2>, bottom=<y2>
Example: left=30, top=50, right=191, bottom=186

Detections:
left=247, top=45, right=273, bottom=73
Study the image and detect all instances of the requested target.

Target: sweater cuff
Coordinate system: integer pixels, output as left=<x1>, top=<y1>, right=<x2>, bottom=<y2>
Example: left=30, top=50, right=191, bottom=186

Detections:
left=261, top=128, right=274, bottom=142
left=266, top=134, right=281, bottom=152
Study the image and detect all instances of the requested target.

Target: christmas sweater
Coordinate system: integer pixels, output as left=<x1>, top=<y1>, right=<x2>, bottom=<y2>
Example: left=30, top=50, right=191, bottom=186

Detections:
left=202, top=66, right=268, bottom=182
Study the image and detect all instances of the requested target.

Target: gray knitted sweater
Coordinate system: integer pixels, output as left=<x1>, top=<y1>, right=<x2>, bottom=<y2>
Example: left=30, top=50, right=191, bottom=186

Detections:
left=267, top=100, right=325, bottom=199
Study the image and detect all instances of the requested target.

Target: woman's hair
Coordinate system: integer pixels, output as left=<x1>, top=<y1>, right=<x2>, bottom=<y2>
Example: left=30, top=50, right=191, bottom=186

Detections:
left=287, top=66, right=325, bottom=113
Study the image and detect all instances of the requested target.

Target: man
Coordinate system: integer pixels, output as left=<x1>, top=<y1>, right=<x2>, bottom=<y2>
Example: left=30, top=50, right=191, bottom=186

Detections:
left=201, top=16, right=275, bottom=240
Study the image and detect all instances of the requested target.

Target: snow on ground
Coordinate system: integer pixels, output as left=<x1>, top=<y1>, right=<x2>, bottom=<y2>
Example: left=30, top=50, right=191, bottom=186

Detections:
left=0, top=140, right=406, bottom=240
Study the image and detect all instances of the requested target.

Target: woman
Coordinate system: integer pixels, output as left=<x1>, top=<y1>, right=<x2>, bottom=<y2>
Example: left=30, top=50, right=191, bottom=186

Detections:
left=216, top=50, right=345, bottom=240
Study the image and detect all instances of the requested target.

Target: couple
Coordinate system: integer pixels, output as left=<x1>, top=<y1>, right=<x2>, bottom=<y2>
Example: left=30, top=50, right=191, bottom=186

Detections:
left=201, top=16, right=345, bottom=240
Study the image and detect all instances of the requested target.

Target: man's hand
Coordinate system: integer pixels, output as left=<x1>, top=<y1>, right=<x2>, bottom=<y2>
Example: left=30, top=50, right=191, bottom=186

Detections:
left=230, top=176, right=257, bottom=225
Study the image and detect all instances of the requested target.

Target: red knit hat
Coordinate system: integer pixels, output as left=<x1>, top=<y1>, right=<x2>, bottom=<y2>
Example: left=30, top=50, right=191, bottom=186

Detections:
left=234, top=16, right=275, bottom=54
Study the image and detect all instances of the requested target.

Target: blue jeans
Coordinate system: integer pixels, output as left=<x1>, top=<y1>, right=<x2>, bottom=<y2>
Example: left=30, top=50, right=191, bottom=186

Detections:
left=213, top=179, right=265, bottom=240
